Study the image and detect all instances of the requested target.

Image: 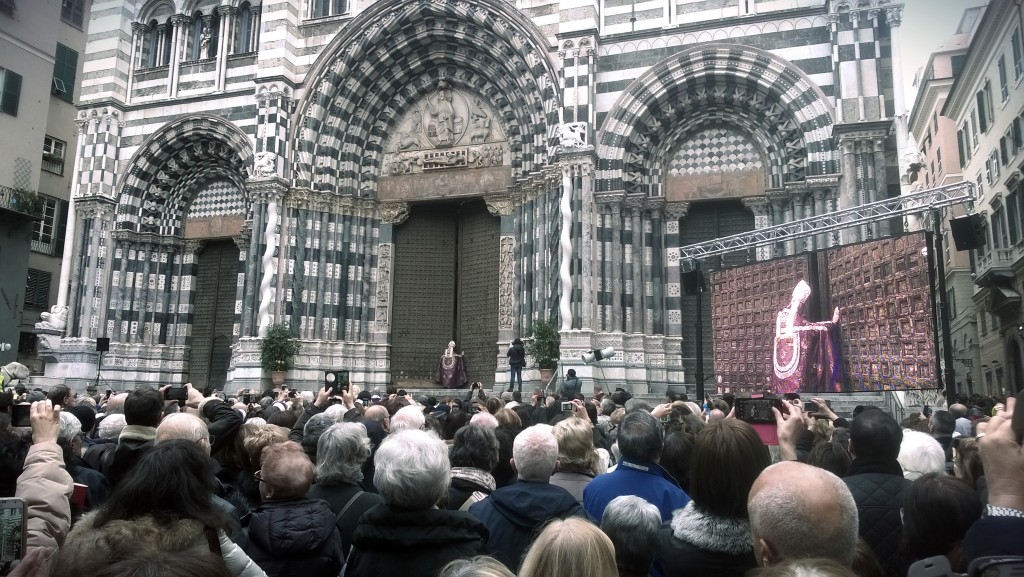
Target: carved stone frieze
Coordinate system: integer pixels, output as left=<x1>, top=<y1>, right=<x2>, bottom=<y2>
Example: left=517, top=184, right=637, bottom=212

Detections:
left=498, top=236, right=515, bottom=329
left=382, top=81, right=509, bottom=176
left=374, top=243, right=394, bottom=329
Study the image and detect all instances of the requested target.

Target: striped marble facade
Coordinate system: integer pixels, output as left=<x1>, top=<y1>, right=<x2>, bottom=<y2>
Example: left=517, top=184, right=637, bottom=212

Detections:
left=45, top=0, right=908, bottom=394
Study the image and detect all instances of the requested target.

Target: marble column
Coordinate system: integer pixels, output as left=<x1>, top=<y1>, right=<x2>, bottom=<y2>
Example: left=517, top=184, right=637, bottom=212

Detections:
left=663, top=201, right=689, bottom=338
left=741, top=198, right=771, bottom=261
left=215, top=6, right=234, bottom=91
left=168, top=14, right=190, bottom=97
left=127, top=22, right=144, bottom=102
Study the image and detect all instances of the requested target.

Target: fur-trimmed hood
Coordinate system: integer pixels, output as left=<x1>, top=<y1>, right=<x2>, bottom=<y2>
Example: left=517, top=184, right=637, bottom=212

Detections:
left=73, top=511, right=208, bottom=551
left=669, top=502, right=752, bottom=555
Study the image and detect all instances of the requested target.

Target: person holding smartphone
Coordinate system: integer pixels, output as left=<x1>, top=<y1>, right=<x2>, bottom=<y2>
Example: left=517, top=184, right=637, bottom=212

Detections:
left=13, top=401, right=74, bottom=572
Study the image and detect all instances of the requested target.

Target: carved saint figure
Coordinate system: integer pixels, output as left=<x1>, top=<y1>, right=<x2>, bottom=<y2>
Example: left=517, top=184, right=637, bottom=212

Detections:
left=199, top=25, right=211, bottom=59
left=427, top=85, right=457, bottom=145
left=771, top=280, right=842, bottom=394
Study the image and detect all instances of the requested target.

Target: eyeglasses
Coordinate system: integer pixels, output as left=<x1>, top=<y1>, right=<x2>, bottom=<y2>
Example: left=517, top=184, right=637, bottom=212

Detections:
left=254, top=470, right=264, bottom=482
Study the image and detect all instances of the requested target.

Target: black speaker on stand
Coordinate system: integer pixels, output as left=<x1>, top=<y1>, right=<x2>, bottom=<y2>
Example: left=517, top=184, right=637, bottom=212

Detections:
left=949, top=214, right=987, bottom=251
left=95, top=337, right=110, bottom=391
left=682, top=265, right=707, bottom=400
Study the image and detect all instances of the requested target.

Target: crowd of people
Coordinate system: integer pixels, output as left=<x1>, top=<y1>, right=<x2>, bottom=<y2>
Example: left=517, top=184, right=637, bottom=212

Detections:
left=0, top=378, right=1022, bottom=577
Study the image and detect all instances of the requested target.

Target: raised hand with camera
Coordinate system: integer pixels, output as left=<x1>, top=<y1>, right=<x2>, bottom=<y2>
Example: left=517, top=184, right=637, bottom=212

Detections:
left=963, top=393, right=1024, bottom=562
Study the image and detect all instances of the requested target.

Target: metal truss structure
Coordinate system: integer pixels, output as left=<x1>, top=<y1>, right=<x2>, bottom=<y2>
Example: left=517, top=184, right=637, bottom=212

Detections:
left=678, top=181, right=976, bottom=262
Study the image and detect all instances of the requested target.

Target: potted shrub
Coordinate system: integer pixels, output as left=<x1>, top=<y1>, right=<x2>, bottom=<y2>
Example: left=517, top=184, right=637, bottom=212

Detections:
left=526, top=318, right=560, bottom=385
left=259, top=323, right=299, bottom=386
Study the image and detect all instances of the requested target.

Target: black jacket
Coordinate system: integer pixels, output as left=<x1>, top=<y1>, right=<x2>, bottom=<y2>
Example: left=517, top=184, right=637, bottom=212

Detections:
left=243, top=498, right=343, bottom=577
left=507, top=344, right=526, bottom=367
left=346, top=504, right=488, bottom=577
left=469, top=480, right=587, bottom=571
left=307, top=482, right=384, bottom=558
left=201, top=398, right=243, bottom=457
left=654, top=502, right=756, bottom=577
left=844, top=458, right=911, bottom=577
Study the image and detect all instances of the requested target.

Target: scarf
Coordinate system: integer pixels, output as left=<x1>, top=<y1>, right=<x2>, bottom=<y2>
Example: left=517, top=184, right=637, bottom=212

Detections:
left=450, top=467, right=496, bottom=492
left=670, top=502, right=753, bottom=555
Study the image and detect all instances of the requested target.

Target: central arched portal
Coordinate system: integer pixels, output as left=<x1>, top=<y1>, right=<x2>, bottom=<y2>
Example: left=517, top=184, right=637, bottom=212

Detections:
left=391, top=200, right=500, bottom=387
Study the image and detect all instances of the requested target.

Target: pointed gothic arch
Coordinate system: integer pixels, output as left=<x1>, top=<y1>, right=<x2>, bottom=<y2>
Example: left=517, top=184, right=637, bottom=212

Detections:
left=596, top=43, right=838, bottom=195
left=289, top=0, right=562, bottom=197
left=116, top=114, right=253, bottom=237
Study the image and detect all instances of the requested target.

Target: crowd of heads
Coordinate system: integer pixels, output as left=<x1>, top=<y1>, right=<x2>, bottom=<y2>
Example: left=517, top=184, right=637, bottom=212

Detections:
left=1, top=378, right=1021, bottom=577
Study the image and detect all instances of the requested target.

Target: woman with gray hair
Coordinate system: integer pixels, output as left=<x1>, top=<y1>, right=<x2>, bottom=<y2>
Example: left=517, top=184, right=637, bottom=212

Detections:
left=347, top=429, right=488, bottom=577
left=447, top=424, right=500, bottom=510
left=308, top=423, right=382, bottom=559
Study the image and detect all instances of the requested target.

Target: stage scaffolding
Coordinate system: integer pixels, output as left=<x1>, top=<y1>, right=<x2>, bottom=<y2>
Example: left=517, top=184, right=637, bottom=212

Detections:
left=678, top=180, right=976, bottom=405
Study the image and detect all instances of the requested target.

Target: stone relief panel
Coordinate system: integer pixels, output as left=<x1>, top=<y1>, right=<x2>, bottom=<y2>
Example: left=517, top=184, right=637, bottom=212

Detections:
left=382, top=81, right=509, bottom=177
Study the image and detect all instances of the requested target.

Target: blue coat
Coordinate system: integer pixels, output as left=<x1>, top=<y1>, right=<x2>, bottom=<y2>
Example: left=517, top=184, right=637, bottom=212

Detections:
left=469, top=480, right=586, bottom=571
left=583, top=458, right=690, bottom=522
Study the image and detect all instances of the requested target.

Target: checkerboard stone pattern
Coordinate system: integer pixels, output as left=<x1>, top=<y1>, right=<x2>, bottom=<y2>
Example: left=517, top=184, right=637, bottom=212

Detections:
left=669, top=128, right=764, bottom=176
left=186, top=179, right=247, bottom=220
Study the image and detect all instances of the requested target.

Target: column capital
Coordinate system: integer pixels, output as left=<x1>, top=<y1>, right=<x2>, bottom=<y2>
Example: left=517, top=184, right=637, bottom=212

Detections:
left=170, top=14, right=191, bottom=26
left=377, top=202, right=410, bottom=225
left=741, top=197, right=770, bottom=215
left=131, top=21, right=147, bottom=33
left=663, top=201, right=690, bottom=220
left=184, top=239, right=206, bottom=255
left=215, top=5, right=236, bottom=16
left=485, top=192, right=521, bottom=217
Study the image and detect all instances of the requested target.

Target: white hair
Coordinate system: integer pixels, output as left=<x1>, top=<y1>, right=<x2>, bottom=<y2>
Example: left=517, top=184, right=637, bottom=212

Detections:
left=245, top=417, right=267, bottom=426
left=317, top=423, right=371, bottom=485
left=390, top=405, right=426, bottom=433
left=58, top=411, right=82, bottom=443
left=155, top=413, right=209, bottom=446
left=513, top=425, right=559, bottom=482
left=601, top=495, right=662, bottom=566
left=97, top=413, right=127, bottom=439
left=469, top=412, right=499, bottom=429
left=374, top=429, right=450, bottom=508
left=322, top=404, right=347, bottom=421
left=898, top=430, right=947, bottom=481
left=749, top=462, right=859, bottom=566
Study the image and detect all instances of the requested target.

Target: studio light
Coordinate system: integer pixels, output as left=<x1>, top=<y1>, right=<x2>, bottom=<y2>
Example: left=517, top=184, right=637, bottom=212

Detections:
left=581, top=347, right=615, bottom=364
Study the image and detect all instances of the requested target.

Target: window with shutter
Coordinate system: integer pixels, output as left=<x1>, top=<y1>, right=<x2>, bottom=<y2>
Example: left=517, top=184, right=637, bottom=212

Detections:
left=24, top=269, right=52, bottom=310
left=0, top=68, right=21, bottom=116
left=52, top=44, right=77, bottom=103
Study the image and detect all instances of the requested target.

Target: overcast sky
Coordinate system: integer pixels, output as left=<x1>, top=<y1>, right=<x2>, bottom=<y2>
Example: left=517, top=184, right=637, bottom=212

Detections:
left=899, top=0, right=989, bottom=112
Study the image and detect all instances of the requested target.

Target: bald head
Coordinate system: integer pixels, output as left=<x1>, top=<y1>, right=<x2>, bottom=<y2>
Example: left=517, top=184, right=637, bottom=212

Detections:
left=748, top=461, right=859, bottom=567
left=364, top=405, right=389, bottom=426
left=949, top=403, right=968, bottom=419
left=155, top=413, right=211, bottom=456
left=105, top=392, right=129, bottom=414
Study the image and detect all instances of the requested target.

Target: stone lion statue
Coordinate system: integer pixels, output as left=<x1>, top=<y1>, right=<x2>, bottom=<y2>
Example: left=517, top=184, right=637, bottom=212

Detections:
left=36, top=305, right=68, bottom=332
left=252, top=152, right=277, bottom=177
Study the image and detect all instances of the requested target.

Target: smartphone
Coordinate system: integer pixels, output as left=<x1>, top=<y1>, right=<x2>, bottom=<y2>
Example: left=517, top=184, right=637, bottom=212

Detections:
left=11, top=404, right=31, bottom=428
left=734, top=398, right=783, bottom=425
left=0, top=498, right=26, bottom=572
left=803, top=401, right=818, bottom=414
left=288, top=389, right=297, bottom=398
left=340, top=371, right=350, bottom=393
left=165, top=385, right=188, bottom=402
left=242, top=393, right=252, bottom=405
left=561, top=401, right=573, bottom=412
left=71, top=483, right=88, bottom=508
left=1012, top=391, right=1024, bottom=444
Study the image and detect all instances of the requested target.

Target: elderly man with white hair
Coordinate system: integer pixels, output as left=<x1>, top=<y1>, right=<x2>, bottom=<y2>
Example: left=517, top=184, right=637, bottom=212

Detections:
left=601, top=495, right=662, bottom=577
left=469, top=424, right=586, bottom=571
left=154, top=412, right=245, bottom=541
left=57, top=411, right=110, bottom=511
left=389, top=404, right=426, bottom=432
left=347, top=429, right=487, bottom=577
left=897, top=430, right=947, bottom=481
left=81, top=413, right=127, bottom=471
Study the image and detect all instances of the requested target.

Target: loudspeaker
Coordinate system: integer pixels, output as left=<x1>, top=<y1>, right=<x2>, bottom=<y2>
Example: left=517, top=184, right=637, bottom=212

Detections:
left=96, top=338, right=110, bottom=352
left=682, top=268, right=706, bottom=295
left=949, top=214, right=987, bottom=251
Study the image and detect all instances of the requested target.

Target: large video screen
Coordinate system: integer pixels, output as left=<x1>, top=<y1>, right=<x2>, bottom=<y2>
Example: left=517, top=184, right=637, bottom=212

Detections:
left=710, top=233, right=938, bottom=394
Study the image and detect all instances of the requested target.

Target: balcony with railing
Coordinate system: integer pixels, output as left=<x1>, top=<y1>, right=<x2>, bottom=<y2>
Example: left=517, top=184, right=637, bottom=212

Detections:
left=974, top=247, right=1016, bottom=286
left=0, top=185, right=44, bottom=220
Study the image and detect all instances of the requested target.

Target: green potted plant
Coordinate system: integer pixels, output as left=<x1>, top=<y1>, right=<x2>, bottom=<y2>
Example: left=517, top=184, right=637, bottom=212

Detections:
left=259, top=323, right=299, bottom=386
left=526, top=318, right=560, bottom=384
